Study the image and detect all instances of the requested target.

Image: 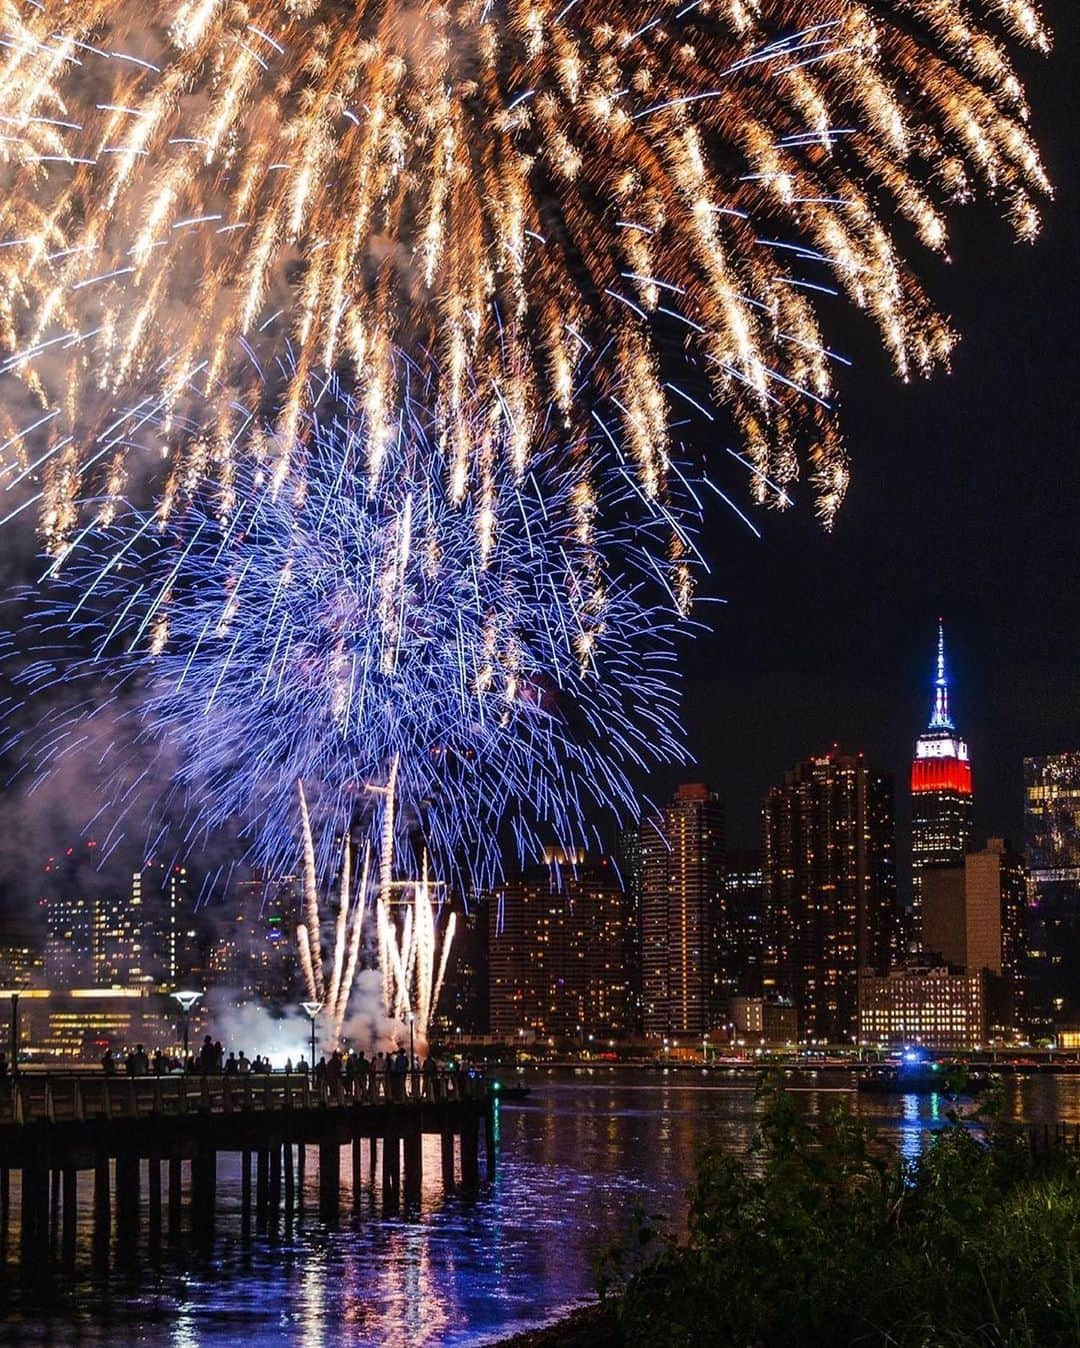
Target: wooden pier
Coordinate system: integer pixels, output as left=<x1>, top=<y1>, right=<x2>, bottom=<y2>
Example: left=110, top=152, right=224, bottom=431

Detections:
left=0, top=1071, right=496, bottom=1263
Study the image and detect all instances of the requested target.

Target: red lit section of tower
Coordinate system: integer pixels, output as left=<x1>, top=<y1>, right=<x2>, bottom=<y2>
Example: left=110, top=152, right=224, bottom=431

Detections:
left=910, top=756, right=973, bottom=797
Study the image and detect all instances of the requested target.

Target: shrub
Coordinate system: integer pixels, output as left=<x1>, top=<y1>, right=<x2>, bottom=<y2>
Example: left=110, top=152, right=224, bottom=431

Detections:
left=598, top=1073, right=1080, bottom=1347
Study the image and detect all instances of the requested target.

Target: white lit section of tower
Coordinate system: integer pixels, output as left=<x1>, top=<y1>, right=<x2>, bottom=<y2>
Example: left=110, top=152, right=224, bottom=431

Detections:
left=911, top=622, right=974, bottom=932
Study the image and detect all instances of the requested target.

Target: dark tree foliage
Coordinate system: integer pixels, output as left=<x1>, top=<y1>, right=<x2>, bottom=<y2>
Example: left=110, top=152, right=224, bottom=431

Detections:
left=598, top=1073, right=1080, bottom=1347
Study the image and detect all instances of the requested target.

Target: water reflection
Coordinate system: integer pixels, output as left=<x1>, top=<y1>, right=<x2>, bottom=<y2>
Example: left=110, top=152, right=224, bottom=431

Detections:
left=1, top=1068, right=1077, bottom=1346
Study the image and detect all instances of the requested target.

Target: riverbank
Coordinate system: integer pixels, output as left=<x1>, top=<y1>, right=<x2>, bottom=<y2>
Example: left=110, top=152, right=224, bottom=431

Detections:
left=496, top=1304, right=617, bottom=1347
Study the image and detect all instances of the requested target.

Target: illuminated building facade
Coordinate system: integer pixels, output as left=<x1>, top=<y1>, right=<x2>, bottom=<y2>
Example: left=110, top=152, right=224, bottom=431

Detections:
left=921, top=838, right=1027, bottom=1024
left=729, top=995, right=797, bottom=1046
left=41, top=849, right=195, bottom=993
left=615, top=826, right=645, bottom=1032
left=640, top=784, right=726, bottom=1039
left=43, top=894, right=95, bottom=988
left=0, top=944, right=43, bottom=988
left=489, top=855, right=631, bottom=1041
left=29, top=987, right=167, bottom=1060
left=911, top=623, right=974, bottom=926
left=857, top=965, right=992, bottom=1051
left=41, top=841, right=102, bottom=988
left=209, top=870, right=299, bottom=1005
left=723, top=850, right=765, bottom=996
left=130, top=860, right=192, bottom=987
left=1024, top=753, right=1080, bottom=1027
left=763, top=751, right=896, bottom=1042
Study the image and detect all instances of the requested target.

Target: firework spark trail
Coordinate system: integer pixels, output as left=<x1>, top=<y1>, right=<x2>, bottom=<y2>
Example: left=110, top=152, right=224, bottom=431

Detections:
left=431, top=911, right=458, bottom=1029
left=6, top=371, right=700, bottom=892
left=41, top=606, right=459, bottom=1043
left=369, top=817, right=456, bottom=1043
left=296, top=781, right=389, bottom=1038
left=0, top=0, right=1050, bottom=548
left=325, top=831, right=351, bottom=1018
left=375, top=753, right=399, bottom=907
left=334, top=845, right=370, bottom=1026
left=398, top=905, right=415, bottom=1022
left=376, top=898, right=397, bottom=1025
left=297, top=923, right=318, bottom=1005
left=297, top=778, right=324, bottom=1000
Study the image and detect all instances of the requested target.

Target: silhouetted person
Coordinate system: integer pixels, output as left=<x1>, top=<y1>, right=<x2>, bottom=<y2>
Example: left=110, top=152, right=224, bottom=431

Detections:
left=327, top=1050, right=342, bottom=1090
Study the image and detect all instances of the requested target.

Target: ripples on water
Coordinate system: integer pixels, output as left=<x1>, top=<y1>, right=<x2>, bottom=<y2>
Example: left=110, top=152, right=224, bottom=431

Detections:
left=2, top=1069, right=1077, bottom=1346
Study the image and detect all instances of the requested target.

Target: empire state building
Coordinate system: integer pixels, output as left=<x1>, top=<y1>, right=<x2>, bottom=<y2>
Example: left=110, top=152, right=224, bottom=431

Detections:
left=911, top=622, right=974, bottom=928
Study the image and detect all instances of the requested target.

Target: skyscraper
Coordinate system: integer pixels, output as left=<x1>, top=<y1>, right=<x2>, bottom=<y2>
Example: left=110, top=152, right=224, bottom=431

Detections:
left=210, top=868, right=299, bottom=1004
left=131, top=860, right=192, bottom=987
left=921, top=838, right=1027, bottom=1028
left=763, top=750, right=896, bottom=1042
left=911, top=622, right=974, bottom=926
left=41, top=842, right=101, bottom=988
left=489, top=854, right=631, bottom=1041
left=615, top=826, right=645, bottom=1033
left=723, top=850, right=765, bottom=996
left=1024, top=753, right=1080, bottom=1028
left=43, top=894, right=95, bottom=988
left=640, top=784, right=726, bottom=1039
left=42, top=854, right=195, bottom=991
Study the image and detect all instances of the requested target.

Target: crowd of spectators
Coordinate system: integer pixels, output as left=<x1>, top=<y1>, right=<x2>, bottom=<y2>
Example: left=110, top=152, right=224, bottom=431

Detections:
left=96, top=1037, right=457, bottom=1100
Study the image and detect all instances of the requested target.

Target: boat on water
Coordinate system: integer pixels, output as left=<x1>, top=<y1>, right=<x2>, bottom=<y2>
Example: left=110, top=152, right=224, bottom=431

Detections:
left=857, top=1047, right=992, bottom=1096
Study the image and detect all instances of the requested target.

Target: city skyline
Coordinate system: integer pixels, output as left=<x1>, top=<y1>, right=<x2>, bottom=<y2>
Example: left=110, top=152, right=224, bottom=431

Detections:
left=5, top=719, right=1076, bottom=1052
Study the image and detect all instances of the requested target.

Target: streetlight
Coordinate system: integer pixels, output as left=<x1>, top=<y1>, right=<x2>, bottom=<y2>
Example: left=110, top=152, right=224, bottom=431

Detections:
left=170, top=990, right=202, bottom=1058
left=301, top=1001, right=323, bottom=1068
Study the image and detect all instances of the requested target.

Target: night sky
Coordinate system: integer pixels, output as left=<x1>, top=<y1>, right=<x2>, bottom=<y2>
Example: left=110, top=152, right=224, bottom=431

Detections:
left=674, top=0, right=1080, bottom=875
left=1, top=4, right=1077, bottom=926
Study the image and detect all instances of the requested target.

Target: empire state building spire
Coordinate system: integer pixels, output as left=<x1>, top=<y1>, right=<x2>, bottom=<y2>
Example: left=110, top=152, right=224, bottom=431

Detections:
left=928, top=619, right=955, bottom=731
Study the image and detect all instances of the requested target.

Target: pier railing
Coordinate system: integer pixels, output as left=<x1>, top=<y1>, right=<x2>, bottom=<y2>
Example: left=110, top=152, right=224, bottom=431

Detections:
left=0, top=1068, right=486, bottom=1125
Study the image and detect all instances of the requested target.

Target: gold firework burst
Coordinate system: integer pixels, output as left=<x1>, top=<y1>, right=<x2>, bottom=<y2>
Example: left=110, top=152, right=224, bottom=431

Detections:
left=0, top=0, right=1050, bottom=545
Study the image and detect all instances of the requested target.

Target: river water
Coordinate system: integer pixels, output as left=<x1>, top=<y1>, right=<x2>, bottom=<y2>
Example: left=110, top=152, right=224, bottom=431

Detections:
left=2, top=1067, right=1078, bottom=1346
